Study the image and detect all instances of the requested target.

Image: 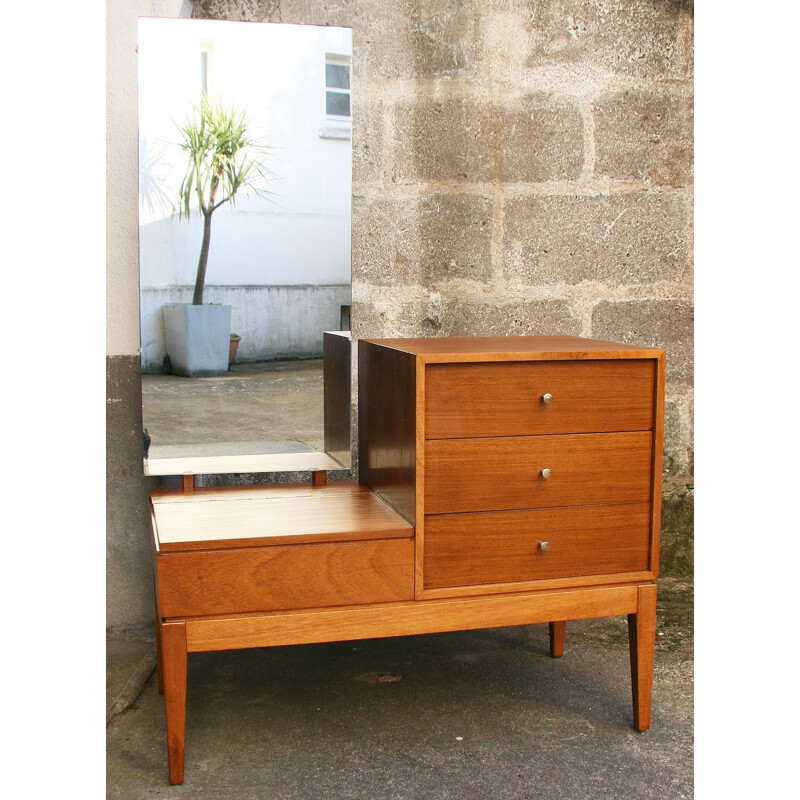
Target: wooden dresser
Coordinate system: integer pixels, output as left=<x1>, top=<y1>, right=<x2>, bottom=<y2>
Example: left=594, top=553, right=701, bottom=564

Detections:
left=150, top=335, right=665, bottom=784
left=358, top=336, right=664, bottom=601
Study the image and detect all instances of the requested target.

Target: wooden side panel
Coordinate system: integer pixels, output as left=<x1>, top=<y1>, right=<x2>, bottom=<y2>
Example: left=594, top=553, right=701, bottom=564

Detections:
left=157, top=538, right=414, bottom=618
left=358, top=340, right=417, bottom=524
left=323, top=331, right=352, bottom=467
left=415, top=358, right=427, bottom=598
left=649, top=352, right=666, bottom=577
left=425, top=359, right=655, bottom=439
left=425, top=432, right=653, bottom=514
left=424, top=504, right=651, bottom=589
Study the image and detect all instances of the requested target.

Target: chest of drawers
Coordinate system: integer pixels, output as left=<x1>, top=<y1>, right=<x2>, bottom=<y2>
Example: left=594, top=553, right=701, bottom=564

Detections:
left=358, top=336, right=664, bottom=603
left=151, top=335, right=665, bottom=785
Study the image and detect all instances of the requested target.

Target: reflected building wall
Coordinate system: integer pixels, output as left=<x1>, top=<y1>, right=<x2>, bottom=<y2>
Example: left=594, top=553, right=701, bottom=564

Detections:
left=138, top=18, right=352, bottom=371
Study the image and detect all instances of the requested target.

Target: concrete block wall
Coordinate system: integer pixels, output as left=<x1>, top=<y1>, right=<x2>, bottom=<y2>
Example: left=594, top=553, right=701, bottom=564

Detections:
left=106, top=0, right=692, bottom=632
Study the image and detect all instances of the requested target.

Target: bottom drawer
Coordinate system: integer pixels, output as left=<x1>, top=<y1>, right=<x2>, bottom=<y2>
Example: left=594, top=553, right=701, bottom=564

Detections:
left=157, top=538, right=414, bottom=618
left=424, top=504, right=650, bottom=589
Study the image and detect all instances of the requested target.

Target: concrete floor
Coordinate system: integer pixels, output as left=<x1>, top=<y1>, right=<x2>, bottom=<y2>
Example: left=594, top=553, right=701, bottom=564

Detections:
left=107, top=578, right=693, bottom=799
left=142, top=359, right=327, bottom=458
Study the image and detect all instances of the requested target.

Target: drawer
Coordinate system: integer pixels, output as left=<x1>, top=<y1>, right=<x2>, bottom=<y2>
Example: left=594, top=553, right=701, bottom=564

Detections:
left=424, top=504, right=651, bottom=589
left=157, top=538, right=414, bottom=618
left=425, top=359, right=655, bottom=439
left=425, top=432, right=653, bottom=514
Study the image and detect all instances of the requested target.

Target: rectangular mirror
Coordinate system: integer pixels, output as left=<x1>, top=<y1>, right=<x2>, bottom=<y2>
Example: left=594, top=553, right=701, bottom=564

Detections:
left=137, top=18, right=352, bottom=475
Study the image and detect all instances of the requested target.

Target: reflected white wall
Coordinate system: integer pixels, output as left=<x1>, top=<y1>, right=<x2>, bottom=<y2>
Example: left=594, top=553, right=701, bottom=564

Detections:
left=138, top=18, right=352, bottom=370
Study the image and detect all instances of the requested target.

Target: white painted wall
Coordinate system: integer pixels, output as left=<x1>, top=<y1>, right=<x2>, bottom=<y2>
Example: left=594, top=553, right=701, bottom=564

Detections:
left=107, top=0, right=192, bottom=357
left=142, top=285, right=351, bottom=366
left=137, top=17, right=352, bottom=368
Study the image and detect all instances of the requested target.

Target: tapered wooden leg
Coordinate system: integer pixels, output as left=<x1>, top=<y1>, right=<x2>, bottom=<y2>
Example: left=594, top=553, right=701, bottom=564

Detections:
left=162, top=620, right=187, bottom=785
left=628, top=583, right=657, bottom=731
left=549, top=621, right=565, bottom=658
left=311, top=469, right=327, bottom=486
left=153, top=580, right=164, bottom=695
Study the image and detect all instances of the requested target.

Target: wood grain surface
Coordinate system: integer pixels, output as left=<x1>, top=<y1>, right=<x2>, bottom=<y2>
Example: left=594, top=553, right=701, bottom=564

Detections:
left=423, top=503, right=651, bottom=589
left=549, top=621, right=566, bottom=658
left=162, top=620, right=187, bottom=785
left=629, top=583, right=658, bottom=731
left=358, top=339, right=417, bottom=524
left=425, top=359, right=655, bottom=439
left=184, top=585, right=640, bottom=652
left=151, top=482, right=412, bottom=551
left=424, top=432, right=653, bottom=514
left=157, top=538, right=414, bottom=617
left=362, top=336, right=663, bottom=360
left=648, top=353, right=667, bottom=575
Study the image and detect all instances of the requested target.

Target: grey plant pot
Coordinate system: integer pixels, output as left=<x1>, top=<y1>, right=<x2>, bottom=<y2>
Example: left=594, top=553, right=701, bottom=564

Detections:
left=163, top=304, right=232, bottom=377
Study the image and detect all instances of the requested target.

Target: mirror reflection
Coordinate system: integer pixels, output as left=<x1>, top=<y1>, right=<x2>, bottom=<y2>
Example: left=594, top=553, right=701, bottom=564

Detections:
left=137, top=18, right=352, bottom=471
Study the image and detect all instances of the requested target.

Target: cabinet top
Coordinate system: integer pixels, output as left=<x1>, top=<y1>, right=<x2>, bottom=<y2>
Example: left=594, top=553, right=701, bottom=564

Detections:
left=360, top=335, right=664, bottom=361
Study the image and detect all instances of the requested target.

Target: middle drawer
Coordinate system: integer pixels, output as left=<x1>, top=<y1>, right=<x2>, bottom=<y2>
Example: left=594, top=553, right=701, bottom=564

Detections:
left=424, top=432, right=653, bottom=514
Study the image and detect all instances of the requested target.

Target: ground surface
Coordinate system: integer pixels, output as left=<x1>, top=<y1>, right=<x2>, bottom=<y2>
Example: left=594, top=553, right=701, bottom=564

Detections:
left=107, top=579, right=692, bottom=799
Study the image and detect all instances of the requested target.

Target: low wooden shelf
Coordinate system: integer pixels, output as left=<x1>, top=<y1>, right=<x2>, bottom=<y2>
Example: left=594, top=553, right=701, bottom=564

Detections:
left=150, top=335, right=665, bottom=785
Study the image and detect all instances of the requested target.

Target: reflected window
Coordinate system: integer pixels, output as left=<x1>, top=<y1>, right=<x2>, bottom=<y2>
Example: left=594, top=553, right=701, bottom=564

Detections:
left=200, top=50, right=208, bottom=94
left=199, top=40, right=215, bottom=96
left=325, top=55, right=351, bottom=120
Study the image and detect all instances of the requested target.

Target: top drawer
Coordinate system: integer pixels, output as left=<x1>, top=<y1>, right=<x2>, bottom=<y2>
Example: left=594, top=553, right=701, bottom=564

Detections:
left=425, top=359, right=655, bottom=439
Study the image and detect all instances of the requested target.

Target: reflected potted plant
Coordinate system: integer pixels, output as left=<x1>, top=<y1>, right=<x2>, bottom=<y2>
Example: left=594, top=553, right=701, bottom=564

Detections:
left=229, top=333, right=242, bottom=365
left=163, top=96, right=271, bottom=377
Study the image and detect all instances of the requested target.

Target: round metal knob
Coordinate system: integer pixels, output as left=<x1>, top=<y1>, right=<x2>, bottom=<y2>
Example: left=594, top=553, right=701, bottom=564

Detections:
left=538, top=541, right=550, bottom=552
left=541, top=393, right=553, bottom=404
left=540, top=468, right=552, bottom=480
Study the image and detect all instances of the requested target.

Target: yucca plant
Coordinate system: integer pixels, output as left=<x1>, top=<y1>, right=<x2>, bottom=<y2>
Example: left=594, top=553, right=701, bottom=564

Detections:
left=175, top=96, right=271, bottom=305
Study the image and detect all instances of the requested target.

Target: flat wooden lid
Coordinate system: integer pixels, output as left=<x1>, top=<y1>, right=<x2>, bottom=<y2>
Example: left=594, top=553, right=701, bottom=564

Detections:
left=361, top=335, right=664, bottom=361
left=151, top=482, right=413, bottom=552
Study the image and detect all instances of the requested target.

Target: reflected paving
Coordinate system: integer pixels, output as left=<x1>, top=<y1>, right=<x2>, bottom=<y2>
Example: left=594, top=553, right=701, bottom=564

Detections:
left=142, top=358, right=325, bottom=458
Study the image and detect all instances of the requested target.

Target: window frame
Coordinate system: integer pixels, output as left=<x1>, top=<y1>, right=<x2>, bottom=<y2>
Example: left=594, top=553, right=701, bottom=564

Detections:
left=324, top=54, right=351, bottom=124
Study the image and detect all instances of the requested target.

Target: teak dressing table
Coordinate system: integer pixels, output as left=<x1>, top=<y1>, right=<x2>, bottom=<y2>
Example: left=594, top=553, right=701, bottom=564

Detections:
left=149, top=335, right=665, bottom=785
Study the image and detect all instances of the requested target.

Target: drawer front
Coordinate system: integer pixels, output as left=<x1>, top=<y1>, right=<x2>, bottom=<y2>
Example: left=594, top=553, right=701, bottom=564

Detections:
left=425, top=432, right=653, bottom=514
left=157, top=538, right=414, bottom=618
left=425, top=359, right=655, bottom=439
left=424, top=504, right=651, bottom=589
